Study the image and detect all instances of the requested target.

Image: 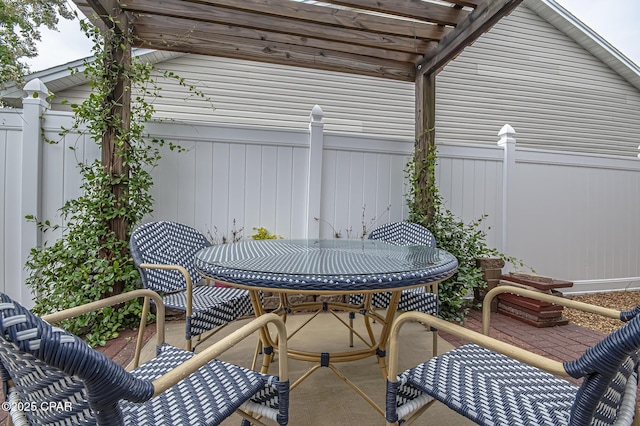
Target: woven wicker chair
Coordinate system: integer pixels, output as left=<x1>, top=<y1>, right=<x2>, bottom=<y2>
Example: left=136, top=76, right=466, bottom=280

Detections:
left=386, top=286, right=640, bottom=426
left=130, top=221, right=255, bottom=351
left=0, top=289, right=289, bottom=426
left=349, top=222, right=439, bottom=351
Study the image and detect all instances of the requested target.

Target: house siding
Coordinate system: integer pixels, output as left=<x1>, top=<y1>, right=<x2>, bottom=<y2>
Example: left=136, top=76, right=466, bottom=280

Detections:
left=50, top=55, right=416, bottom=138
left=437, top=6, right=640, bottom=157
left=47, top=4, right=640, bottom=159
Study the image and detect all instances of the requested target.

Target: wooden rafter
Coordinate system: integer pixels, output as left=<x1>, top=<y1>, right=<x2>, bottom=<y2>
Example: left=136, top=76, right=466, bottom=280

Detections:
left=83, top=0, right=128, bottom=34
left=169, top=0, right=453, bottom=39
left=418, top=0, right=523, bottom=76
left=134, top=17, right=416, bottom=81
left=74, top=0, right=522, bottom=81
left=317, top=0, right=469, bottom=25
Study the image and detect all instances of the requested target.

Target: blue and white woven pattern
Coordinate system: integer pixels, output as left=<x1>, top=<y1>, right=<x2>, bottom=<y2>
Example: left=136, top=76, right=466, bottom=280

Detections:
left=194, top=239, right=457, bottom=292
left=130, top=221, right=213, bottom=293
left=387, top=310, right=640, bottom=426
left=350, top=222, right=439, bottom=312
left=130, top=221, right=254, bottom=340
left=163, top=285, right=254, bottom=338
left=122, top=344, right=287, bottom=425
left=0, top=293, right=289, bottom=426
left=368, top=221, right=437, bottom=248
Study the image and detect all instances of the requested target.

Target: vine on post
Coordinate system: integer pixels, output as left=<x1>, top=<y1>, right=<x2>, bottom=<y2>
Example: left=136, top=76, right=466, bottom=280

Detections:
left=405, top=152, right=523, bottom=323
left=25, top=17, right=210, bottom=346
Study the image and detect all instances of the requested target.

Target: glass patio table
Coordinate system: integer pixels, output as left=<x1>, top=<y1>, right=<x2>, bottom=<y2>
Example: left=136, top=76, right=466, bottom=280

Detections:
left=194, top=238, right=457, bottom=415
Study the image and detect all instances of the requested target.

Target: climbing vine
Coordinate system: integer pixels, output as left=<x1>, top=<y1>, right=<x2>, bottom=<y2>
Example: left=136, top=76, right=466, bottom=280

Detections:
left=406, top=150, right=522, bottom=323
left=25, top=18, right=210, bottom=346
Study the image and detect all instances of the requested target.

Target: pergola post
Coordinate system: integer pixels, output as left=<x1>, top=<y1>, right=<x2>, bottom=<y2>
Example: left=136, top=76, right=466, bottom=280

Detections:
left=100, top=21, right=132, bottom=296
left=414, top=72, right=437, bottom=226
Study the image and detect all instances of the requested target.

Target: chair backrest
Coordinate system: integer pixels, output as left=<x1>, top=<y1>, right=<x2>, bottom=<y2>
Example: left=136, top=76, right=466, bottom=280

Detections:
left=0, top=293, right=154, bottom=425
left=565, top=307, right=640, bottom=426
left=130, top=221, right=212, bottom=293
left=368, top=222, right=436, bottom=248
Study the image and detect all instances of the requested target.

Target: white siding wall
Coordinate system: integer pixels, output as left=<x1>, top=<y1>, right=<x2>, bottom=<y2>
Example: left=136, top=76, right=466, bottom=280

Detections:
left=50, top=56, right=415, bottom=138
left=436, top=6, right=640, bottom=157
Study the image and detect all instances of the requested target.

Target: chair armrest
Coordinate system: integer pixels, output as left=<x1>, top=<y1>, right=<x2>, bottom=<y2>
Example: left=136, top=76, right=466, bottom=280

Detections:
left=41, top=289, right=166, bottom=367
left=482, top=283, right=622, bottom=335
left=387, top=311, right=568, bottom=384
left=139, top=263, right=195, bottom=315
left=151, top=313, right=288, bottom=397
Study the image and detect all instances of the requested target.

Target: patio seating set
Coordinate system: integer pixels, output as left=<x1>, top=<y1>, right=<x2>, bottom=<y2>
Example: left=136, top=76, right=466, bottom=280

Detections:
left=0, top=221, right=638, bottom=425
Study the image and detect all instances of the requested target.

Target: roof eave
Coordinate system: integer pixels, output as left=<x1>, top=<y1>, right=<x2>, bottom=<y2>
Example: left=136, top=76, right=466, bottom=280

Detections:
left=1, top=49, right=186, bottom=106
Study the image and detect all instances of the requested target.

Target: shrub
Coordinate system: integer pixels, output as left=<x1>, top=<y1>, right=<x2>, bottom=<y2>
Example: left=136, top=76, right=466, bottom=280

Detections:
left=405, top=159, right=521, bottom=322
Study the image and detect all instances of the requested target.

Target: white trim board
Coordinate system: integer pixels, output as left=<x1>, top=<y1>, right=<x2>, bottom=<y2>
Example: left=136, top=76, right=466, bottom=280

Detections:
left=563, top=277, right=640, bottom=295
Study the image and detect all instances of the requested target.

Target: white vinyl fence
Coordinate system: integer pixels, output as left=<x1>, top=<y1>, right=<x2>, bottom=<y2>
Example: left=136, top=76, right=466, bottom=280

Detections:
left=2, top=81, right=640, bottom=306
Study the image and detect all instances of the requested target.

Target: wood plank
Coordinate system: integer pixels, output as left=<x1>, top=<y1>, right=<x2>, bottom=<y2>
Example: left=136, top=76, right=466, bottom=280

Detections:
left=124, top=0, right=435, bottom=53
left=414, top=72, right=436, bottom=225
left=84, top=0, right=128, bottom=34
left=133, top=20, right=416, bottom=81
left=132, top=14, right=428, bottom=64
left=317, top=0, right=469, bottom=26
left=177, top=0, right=451, bottom=40
left=418, top=0, right=523, bottom=76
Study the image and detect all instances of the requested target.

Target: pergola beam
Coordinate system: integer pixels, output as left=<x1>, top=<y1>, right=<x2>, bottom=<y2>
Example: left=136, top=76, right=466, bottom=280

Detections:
left=174, top=0, right=452, bottom=40
left=318, top=0, right=469, bottom=25
left=418, top=0, right=522, bottom=76
left=125, top=0, right=437, bottom=54
left=272, top=0, right=469, bottom=26
left=134, top=19, right=416, bottom=81
left=83, top=0, right=129, bottom=34
left=134, top=14, right=428, bottom=65
left=74, top=0, right=523, bottom=82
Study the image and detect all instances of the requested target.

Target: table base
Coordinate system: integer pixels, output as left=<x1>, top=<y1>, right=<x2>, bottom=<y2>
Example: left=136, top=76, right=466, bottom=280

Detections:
left=250, top=290, right=403, bottom=417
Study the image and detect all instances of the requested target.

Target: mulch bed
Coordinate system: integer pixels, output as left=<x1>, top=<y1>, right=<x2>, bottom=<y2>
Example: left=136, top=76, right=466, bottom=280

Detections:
left=565, top=291, right=640, bottom=334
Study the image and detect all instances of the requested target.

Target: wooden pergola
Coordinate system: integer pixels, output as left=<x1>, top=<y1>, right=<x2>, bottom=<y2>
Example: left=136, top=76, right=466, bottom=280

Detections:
left=72, top=0, right=522, bottom=230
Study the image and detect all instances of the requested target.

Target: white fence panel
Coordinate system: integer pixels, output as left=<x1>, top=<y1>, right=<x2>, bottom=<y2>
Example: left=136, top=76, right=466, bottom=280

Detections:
left=318, top=133, right=412, bottom=239
left=436, top=144, right=504, bottom=251
left=437, top=140, right=640, bottom=293
left=510, top=151, right=640, bottom=284
left=0, top=111, right=24, bottom=300
left=3, top=93, right=640, bottom=305
left=144, top=120, right=312, bottom=240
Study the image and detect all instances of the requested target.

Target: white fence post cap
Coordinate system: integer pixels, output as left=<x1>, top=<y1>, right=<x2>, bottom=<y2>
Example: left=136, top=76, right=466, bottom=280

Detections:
left=310, top=104, right=324, bottom=122
left=497, top=124, right=516, bottom=147
left=22, top=78, right=49, bottom=100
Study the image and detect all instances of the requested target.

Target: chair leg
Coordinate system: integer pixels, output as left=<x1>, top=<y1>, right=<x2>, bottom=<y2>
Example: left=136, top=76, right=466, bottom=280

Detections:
left=185, top=338, right=192, bottom=352
left=348, top=312, right=355, bottom=347
left=432, top=328, right=438, bottom=356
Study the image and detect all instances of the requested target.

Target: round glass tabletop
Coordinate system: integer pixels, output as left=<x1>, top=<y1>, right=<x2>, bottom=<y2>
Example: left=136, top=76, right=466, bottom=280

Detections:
left=195, top=239, right=458, bottom=292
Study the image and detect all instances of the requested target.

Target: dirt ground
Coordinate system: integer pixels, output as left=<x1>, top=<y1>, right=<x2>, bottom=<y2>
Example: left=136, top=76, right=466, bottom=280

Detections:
left=565, top=291, right=640, bottom=333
